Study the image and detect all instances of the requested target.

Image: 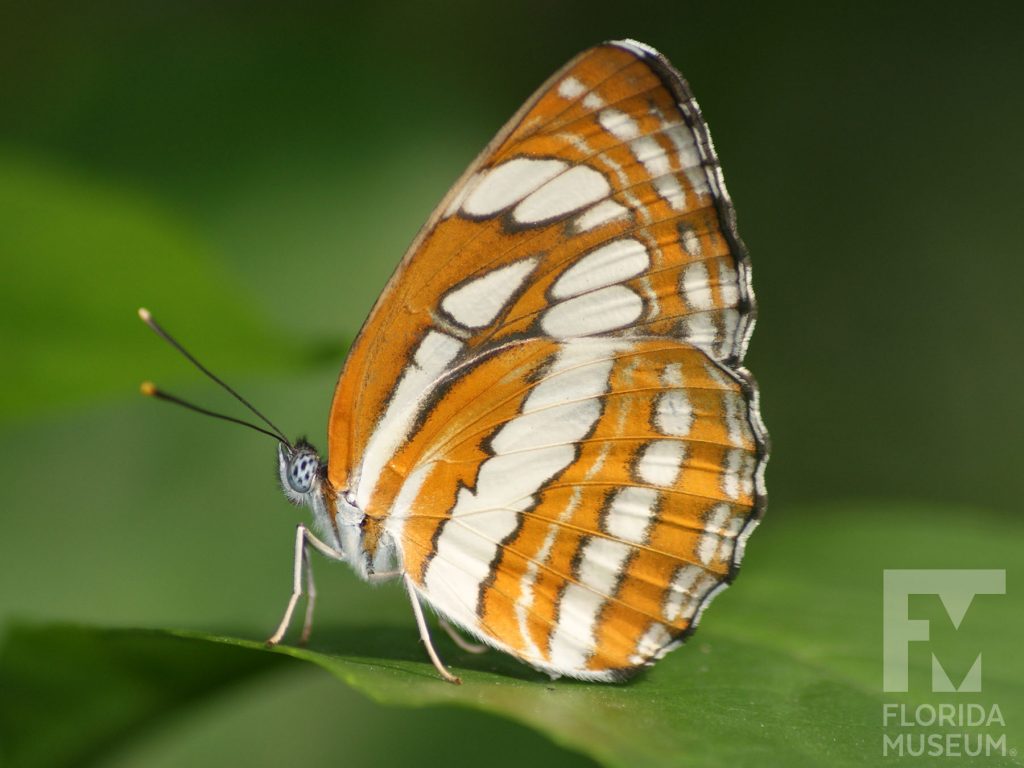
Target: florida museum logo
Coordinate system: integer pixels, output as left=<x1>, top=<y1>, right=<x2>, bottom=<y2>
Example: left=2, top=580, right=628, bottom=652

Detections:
left=882, top=570, right=1009, bottom=758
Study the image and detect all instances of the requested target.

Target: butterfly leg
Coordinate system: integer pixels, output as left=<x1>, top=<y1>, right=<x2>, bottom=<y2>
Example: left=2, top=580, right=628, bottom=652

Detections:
left=298, top=545, right=317, bottom=645
left=439, top=617, right=488, bottom=654
left=267, top=523, right=345, bottom=647
left=404, top=575, right=461, bottom=684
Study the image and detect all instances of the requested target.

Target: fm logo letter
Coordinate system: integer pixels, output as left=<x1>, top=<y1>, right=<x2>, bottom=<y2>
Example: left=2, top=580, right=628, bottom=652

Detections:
left=883, top=570, right=1005, bottom=692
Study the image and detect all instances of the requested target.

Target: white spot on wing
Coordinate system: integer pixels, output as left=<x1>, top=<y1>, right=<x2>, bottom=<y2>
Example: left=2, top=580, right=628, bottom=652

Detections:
left=664, top=123, right=709, bottom=195
left=662, top=363, right=684, bottom=387
left=722, top=449, right=743, bottom=500
left=741, top=452, right=756, bottom=497
left=423, top=510, right=522, bottom=629
left=573, top=199, right=629, bottom=232
left=557, top=126, right=648, bottom=225
left=718, top=259, right=739, bottom=306
left=664, top=564, right=719, bottom=623
left=425, top=450, right=564, bottom=631
left=578, top=536, right=631, bottom=595
left=654, top=364, right=693, bottom=437
left=549, top=583, right=604, bottom=669
left=604, top=486, right=658, bottom=544
left=664, top=124, right=701, bottom=170
left=385, top=462, right=432, bottom=544
left=717, top=308, right=739, bottom=359
left=357, top=331, right=463, bottom=507
left=723, top=391, right=748, bottom=447
left=663, top=565, right=703, bottom=622
left=637, top=440, right=686, bottom=486
left=462, top=158, right=566, bottom=217
left=626, top=134, right=687, bottom=210
left=681, top=261, right=714, bottom=311
left=549, top=535, right=631, bottom=669
left=682, top=227, right=702, bottom=257
left=638, top=275, right=660, bottom=320
left=653, top=174, right=686, bottom=210
left=443, top=172, right=482, bottom=218
left=628, top=622, right=672, bottom=665
left=599, top=108, right=639, bottom=140
left=542, top=285, right=643, bottom=337
left=490, top=404, right=600, bottom=456
left=717, top=538, right=735, bottom=564
left=551, top=238, right=649, bottom=299
left=441, top=257, right=538, bottom=329
left=583, top=92, right=605, bottom=110
left=698, top=503, right=731, bottom=565
left=680, top=312, right=716, bottom=353
left=558, top=76, right=585, bottom=99
left=513, top=165, right=611, bottom=225
left=714, top=513, right=745, bottom=565
left=631, top=136, right=669, bottom=176
left=515, top=491, right=581, bottom=662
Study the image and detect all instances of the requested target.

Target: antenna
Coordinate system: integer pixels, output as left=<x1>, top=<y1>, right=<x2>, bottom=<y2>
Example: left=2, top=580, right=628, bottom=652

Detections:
left=138, top=308, right=292, bottom=448
left=140, top=382, right=287, bottom=444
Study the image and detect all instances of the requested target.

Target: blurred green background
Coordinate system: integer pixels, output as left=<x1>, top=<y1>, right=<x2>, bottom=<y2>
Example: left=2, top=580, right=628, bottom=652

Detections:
left=2, top=1, right=1022, bottom=766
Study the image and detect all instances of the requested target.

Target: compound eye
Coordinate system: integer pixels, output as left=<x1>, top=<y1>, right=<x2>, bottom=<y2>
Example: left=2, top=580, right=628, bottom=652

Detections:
left=288, top=454, right=316, bottom=494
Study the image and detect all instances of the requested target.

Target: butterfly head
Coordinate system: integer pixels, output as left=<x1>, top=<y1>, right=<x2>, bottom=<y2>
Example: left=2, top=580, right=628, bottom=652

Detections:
left=278, top=438, right=325, bottom=506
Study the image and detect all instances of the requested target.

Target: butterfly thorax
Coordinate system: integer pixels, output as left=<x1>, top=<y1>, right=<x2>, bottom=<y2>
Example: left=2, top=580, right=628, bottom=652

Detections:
left=278, top=441, right=398, bottom=581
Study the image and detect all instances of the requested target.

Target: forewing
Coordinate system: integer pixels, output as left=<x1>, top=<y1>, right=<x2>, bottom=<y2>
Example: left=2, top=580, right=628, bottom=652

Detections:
left=328, top=40, right=757, bottom=511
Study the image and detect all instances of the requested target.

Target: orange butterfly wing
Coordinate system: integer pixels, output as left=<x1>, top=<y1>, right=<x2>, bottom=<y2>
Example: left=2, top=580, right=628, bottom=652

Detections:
left=326, top=41, right=767, bottom=679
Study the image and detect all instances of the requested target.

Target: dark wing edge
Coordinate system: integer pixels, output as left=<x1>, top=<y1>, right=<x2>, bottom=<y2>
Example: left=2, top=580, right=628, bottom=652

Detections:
left=606, top=39, right=770, bottom=667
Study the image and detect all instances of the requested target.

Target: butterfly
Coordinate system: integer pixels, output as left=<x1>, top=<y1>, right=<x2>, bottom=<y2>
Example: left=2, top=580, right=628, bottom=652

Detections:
left=142, top=39, right=767, bottom=684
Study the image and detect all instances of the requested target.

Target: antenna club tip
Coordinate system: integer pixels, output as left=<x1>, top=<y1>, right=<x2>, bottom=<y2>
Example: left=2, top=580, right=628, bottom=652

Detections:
left=138, top=307, right=151, bottom=322
left=140, top=381, right=158, bottom=397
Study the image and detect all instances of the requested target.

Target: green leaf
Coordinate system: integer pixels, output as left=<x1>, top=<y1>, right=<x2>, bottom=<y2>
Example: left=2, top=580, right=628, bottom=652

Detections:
left=3, top=505, right=1022, bottom=768
left=0, top=626, right=286, bottom=768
